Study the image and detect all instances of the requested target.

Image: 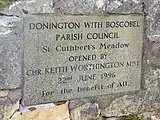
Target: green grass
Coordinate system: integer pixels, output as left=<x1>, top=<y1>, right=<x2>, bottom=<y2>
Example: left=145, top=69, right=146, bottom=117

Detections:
left=0, top=0, right=7, bottom=6
left=120, top=115, right=140, bottom=120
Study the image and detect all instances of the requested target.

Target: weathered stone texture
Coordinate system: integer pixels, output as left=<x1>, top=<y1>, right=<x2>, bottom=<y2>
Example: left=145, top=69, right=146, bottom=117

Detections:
left=146, top=1, right=160, bottom=41
left=0, top=90, right=9, bottom=98
left=138, top=111, right=160, bottom=120
left=8, top=89, right=21, bottom=104
left=69, top=0, right=160, bottom=119
left=104, top=0, right=143, bottom=13
left=1, top=0, right=144, bottom=16
left=150, top=41, right=160, bottom=67
left=70, top=103, right=101, bottom=120
left=0, top=88, right=21, bottom=120
left=0, top=16, right=22, bottom=89
left=0, top=14, right=22, bottom=119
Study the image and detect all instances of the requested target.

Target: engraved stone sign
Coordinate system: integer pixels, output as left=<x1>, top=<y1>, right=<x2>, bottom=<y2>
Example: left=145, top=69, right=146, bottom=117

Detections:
left=23, top=14, right=143, bottom=106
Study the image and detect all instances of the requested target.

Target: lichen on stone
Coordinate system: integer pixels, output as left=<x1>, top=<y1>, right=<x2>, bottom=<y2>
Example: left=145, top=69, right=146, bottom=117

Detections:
left=119, top=114, right=140, bottom=120
left=0, top=0, right=7, bottom=6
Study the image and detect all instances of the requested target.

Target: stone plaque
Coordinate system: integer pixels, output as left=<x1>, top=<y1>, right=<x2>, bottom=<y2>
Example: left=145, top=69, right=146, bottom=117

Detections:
left=23, top=14, right=143, bottom=106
